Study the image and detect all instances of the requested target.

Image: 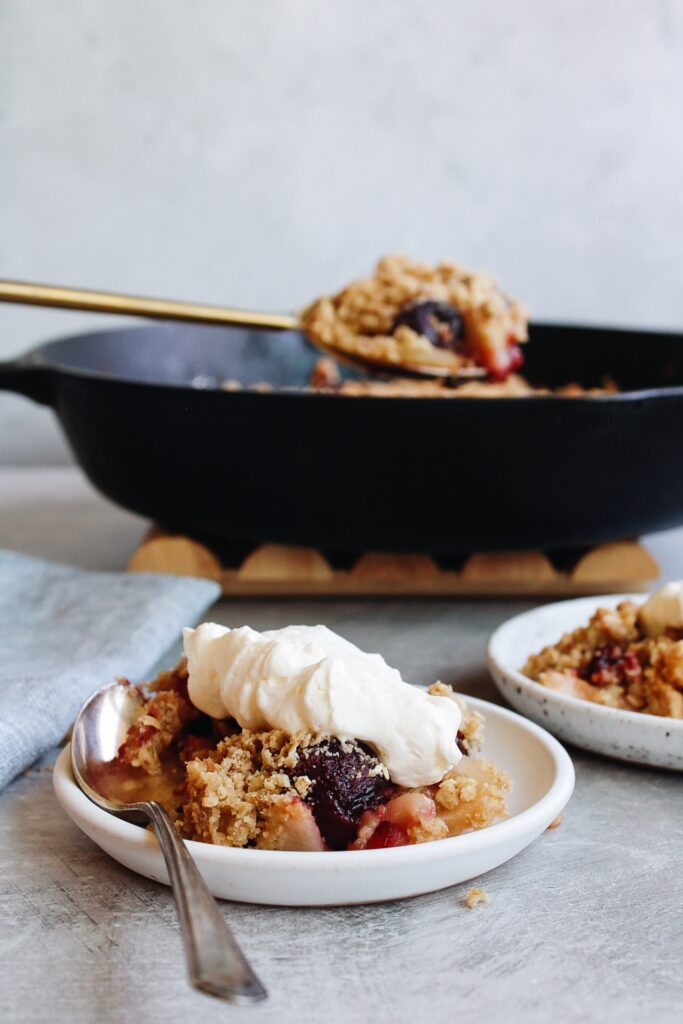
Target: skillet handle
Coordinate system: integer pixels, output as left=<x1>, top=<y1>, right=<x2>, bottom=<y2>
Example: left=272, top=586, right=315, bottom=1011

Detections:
left=0, top=360, right=54, bottom=406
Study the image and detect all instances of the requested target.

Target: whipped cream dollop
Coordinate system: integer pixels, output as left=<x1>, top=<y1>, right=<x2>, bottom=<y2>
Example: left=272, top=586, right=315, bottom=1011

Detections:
left=639, top=581, right=683, bottom=637
left=182, top=623, right=462, bottom=787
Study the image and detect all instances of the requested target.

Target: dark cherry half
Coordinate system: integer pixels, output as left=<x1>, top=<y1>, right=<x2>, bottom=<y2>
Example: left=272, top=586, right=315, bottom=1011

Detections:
left=392, top=300, right=524, bottom=381
left=293, top=738, right=395, bottom=850
left=392, top=300, right=464, bottom=352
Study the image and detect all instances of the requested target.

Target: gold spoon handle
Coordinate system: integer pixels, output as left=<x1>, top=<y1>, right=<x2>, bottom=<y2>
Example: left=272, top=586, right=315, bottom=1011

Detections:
left=0, top=279, right=299, bottom=332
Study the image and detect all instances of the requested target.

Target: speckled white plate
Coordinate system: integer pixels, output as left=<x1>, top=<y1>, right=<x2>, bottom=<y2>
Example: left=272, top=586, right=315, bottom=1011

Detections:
left=53, top=696, right=574, bottom=906
left=488, top=594, right=683, bottom=770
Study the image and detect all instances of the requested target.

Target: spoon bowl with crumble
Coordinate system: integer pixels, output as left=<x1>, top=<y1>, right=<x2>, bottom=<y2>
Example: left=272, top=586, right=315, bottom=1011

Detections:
left=0, top=255, right=526, bottom=382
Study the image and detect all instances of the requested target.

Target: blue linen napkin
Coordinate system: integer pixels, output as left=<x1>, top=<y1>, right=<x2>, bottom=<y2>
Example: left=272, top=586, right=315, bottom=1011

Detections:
left=0, top=549, right=220, bottom=790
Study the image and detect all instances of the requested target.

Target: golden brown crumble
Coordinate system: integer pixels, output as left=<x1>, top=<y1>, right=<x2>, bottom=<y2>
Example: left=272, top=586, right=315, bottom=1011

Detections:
left=183, top=729, right=319, bottom=849
left=117, top=689, right=197, bottom=775
left=306, top=357, right=618, bottom=399
left=332, top=374, right=535, bottom=398
left=523, top=600, right=683, bottom=718
left=222, top=363, right=617, bottom=399
left=301, top=255, right=527, bottom=377
left=465, top=887, right=490, bottom=909
left=434, top=758, right=510, bottom=836
left=428, top=682, right=485, bottom=753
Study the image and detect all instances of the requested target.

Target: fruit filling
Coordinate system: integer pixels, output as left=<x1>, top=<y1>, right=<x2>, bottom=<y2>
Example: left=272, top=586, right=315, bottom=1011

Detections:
left=289, top=738, right=395, bottom=849
left=392, top=300, right=465, bottom=352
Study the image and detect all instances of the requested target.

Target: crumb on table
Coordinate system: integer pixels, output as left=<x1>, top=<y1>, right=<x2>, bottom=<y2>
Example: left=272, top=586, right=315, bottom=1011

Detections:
left=465, top=886, right=489, bottom=909
left=547, top=813, right=564, bottom=830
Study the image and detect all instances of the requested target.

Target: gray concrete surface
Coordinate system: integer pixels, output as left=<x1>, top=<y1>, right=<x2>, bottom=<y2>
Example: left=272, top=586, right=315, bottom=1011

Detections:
left=1, top=467, right=682, bottom=1023
left=2, top=0, right=683, bottom=463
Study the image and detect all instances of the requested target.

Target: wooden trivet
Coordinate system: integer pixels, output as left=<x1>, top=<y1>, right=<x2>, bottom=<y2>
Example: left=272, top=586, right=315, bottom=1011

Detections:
left=127, top=529, right=660, bottom=597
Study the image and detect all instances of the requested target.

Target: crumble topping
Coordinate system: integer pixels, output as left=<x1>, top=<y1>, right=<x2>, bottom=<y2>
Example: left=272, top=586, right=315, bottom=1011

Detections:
left=523, top=600, right=683, bottom=718
left=301, top=255, right=527, bottom=380
left=184, top=729, right=307, bottom=849
left=428, top=682, right=485, bottom=753
left=306, top=356, right=618, bottom=399
left=465, top=887, right=490, bottom=909
left=116, top=688, right=197, bottom=774
left=221, top=362, right=618, bottom=399
left=435, top=758, right=510, bottom=835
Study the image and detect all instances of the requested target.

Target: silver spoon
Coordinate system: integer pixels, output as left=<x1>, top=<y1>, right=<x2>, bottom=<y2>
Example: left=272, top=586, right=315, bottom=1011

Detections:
left=0, top=278, right=485, bottom=382
left=70, top=681, right=267, bottom=1005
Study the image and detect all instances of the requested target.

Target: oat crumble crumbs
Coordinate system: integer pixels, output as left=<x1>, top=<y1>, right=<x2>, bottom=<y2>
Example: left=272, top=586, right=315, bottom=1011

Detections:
left=305, top=362, right=618, bottom=399
left=465, top=887, right=489, bottom=909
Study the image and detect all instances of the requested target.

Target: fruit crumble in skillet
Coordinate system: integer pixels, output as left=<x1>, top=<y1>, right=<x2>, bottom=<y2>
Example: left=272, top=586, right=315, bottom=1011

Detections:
left=523, top=582, right=683, bottom=718
left=307, top=356, right=617, bottom=398
left=222, top=255, right=617, bottom=396
left=111, top=625, right=511, bottom=851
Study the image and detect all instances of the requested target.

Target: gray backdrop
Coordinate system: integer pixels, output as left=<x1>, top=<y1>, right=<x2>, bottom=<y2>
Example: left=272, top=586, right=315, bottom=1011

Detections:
left=2, top=0, right=682, bottom=463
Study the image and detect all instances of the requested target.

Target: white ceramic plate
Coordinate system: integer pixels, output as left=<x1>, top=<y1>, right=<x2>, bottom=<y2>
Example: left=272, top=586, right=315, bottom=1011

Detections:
left=53, top=696, right=574, bottom=906
left=488, top=594, right=683, bottom=771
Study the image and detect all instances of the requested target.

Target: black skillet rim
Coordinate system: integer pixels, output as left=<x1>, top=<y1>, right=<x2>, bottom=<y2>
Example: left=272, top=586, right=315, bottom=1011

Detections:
left=9, top=320, right=683, bottom=405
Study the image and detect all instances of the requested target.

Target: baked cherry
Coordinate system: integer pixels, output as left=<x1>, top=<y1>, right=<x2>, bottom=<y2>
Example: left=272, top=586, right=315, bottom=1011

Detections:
left=365, top=820, right=408, bottom=849
left=479, top=336, right=525, bottom=382
left=392, top=300, right=464, bottom=351
left=581, top=645, right=641, bottom=688
left=294, top=739, right=395, bottom=850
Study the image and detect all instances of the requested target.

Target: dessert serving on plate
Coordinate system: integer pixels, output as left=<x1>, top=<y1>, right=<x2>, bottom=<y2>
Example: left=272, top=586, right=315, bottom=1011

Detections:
left=111, top=624, right=511, bottom=851
left=523, top=582, right=683, bottom=719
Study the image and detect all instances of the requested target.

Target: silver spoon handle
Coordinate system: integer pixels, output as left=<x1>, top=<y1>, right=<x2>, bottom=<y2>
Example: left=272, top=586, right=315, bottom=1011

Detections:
left=140, top=801, right=267, bottom=1004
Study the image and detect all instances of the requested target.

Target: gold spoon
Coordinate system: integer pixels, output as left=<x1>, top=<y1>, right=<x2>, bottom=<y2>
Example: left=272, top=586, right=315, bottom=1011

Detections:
left=0, top=278, right=485, bottom=381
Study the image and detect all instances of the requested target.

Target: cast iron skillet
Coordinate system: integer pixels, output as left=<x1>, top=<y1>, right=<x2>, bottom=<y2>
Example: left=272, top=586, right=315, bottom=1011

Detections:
left=1, top=322, right=682, bottom=555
